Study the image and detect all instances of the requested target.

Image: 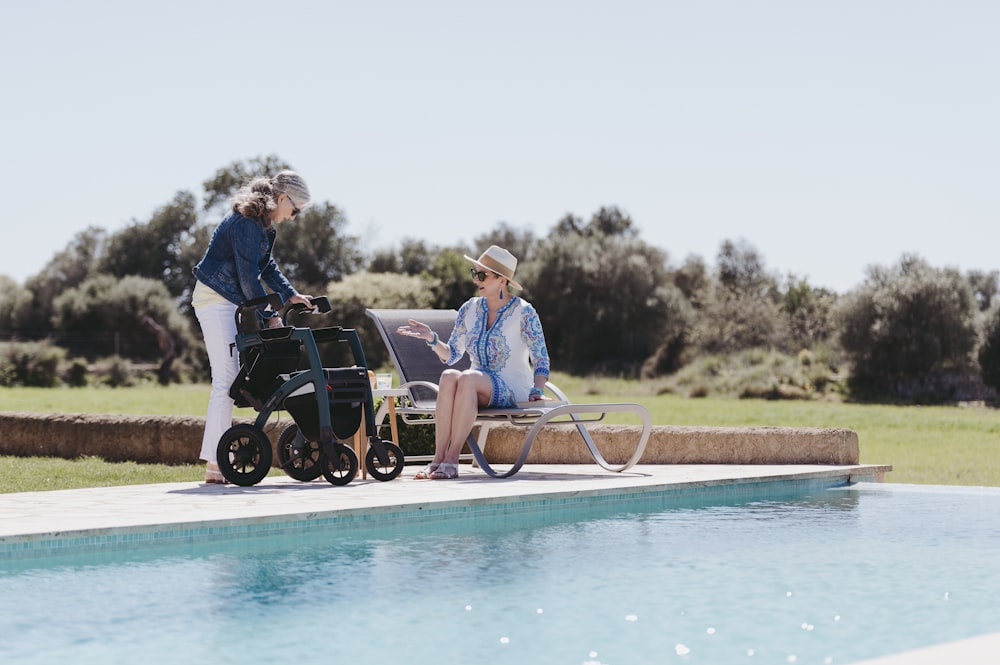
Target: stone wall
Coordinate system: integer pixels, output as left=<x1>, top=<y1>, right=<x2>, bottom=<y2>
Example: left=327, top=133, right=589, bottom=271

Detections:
left=0, top=412, right=860, bottom=467
left=0, top=412, right=280, bottom=465
left=483, top=424, right=859, bottom=465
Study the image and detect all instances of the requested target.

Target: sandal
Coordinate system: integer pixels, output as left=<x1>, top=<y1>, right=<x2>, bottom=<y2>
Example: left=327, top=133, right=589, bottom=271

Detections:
left=413, top=463, right=440, bottom=480
left=430, top=462, right=459, bottom=480
left=204, top=464, right=227, bottom=485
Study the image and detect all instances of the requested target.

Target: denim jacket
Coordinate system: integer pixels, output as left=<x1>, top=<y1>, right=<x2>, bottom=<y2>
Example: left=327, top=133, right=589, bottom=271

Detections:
left=192, top=211, right=297, bottom=314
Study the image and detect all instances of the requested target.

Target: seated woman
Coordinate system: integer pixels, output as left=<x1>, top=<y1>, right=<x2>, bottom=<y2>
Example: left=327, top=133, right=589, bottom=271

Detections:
left=395, top=245, right=551, bottom=479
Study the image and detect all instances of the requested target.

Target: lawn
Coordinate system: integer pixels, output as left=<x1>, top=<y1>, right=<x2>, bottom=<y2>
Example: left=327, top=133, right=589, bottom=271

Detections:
left=1, top=377, right=999, bottom=491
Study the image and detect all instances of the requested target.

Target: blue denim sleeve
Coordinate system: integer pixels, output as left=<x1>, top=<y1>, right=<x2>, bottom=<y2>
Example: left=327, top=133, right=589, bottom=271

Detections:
left=230, top=218, right=270, bottom=303
left=229, top=217, right=296, bottom=306
left=260, top=258, right=297, bottom=303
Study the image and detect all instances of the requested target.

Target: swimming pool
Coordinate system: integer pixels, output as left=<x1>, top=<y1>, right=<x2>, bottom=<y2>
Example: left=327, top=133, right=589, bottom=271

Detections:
left=2, top=482, right=998, bottom=664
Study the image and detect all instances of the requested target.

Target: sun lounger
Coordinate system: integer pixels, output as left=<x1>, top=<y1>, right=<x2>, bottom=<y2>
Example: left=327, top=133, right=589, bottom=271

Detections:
left=365, top=308, right=652, bottom=478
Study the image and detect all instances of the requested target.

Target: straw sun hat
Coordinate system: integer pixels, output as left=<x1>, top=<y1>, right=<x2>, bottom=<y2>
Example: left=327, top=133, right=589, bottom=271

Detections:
left=464, top=245, right=522, bottom=291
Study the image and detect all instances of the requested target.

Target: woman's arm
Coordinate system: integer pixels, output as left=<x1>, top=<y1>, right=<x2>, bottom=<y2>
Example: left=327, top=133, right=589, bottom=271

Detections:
left=521, top=302, right=551, bottom=400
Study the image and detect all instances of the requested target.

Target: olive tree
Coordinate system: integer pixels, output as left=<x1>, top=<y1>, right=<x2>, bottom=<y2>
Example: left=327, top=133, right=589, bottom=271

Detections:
left=52, top=274, right=195, bottom=365
left=687, top=239, right=786, bottom=354
left=835, top=254, right=979, bottom=400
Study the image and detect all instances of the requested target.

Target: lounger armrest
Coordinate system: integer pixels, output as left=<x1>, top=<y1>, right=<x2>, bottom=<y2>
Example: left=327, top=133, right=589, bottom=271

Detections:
left=398, top=380, right=441, bottom=408
left=544, top=380, right=570, bottom=402
left=400, top=380, right=440, bottom=394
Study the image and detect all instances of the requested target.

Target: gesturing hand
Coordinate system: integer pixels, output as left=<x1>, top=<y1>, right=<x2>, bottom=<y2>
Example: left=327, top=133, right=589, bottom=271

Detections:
left=396, top=319, right=433, bottom=343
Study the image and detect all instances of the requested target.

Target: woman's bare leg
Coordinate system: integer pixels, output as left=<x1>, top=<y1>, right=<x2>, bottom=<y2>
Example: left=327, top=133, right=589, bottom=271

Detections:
left=442, top=371, right=492, bottom=464
left=432, top=369, right=462, bottom=463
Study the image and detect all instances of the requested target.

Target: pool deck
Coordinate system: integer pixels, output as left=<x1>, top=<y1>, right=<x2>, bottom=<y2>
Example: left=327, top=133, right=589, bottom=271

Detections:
left=0, top=463, right=888, bottom=548
left=850, top=630, right=1000, bottom=665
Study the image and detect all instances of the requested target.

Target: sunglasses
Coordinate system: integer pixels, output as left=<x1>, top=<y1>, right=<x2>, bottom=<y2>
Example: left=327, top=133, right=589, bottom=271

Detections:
left=285, top=193, right=300, bottom=218
left=470, top=268, right=493, bottom=282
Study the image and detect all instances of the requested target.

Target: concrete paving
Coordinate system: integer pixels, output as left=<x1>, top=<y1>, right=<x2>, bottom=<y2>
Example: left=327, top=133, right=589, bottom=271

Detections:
left=0, top=463, right=887, bottom=545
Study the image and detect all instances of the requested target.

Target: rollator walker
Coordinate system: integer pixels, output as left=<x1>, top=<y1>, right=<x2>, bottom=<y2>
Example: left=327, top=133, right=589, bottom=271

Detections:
left=216, top=294, right=404, bottom=486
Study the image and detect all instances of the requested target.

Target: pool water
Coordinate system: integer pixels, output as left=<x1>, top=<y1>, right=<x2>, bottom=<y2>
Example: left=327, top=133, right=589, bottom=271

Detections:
left=2, top=483, right=999, bottom=664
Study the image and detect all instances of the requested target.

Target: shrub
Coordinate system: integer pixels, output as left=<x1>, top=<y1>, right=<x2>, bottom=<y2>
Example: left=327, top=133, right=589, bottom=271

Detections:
left=391, top=415, right=436, bottom=458
left=0, top=341, right=67, bottom=387
left=63, top=358, right=90, bottom=387
left=52, top=274, right=195, bottom=363
left=663, top=347, right=842, bottom=400
left=91, top=356, right=141, bottom=388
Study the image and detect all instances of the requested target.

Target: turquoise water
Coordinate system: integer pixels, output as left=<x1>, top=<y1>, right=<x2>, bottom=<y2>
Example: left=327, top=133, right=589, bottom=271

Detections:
left=2, top=483, right=1000, bottom=664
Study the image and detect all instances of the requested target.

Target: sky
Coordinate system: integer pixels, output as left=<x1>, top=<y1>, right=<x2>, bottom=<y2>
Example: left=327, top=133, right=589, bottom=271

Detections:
left=2, top=0, right=997, bottom=293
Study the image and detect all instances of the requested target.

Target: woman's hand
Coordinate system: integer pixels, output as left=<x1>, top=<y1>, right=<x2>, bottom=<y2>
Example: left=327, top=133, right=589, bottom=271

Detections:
left=396, top=319, right=435, bottom=343
left=287, top=293, right=315, bottom=309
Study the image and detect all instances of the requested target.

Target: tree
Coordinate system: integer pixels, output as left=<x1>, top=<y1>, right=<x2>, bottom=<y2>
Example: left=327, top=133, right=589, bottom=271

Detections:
left=367, top=240, right=476, bottom=309
left=978, top=303, right=1000, bottom=393
left=670, top=255, right=710, bottom=306
left=716, top=238, right=777, bottom=297
left=369, top=238, right=441, bottom=276
left=522, top=208, right=681, bottom=375
left=317, top=271, right=439, bottom=369
left=273, top=202, right=363, bottom=292
left=782, top=275, right=838, bottom=349
left=0, top=277, right=32, bottom=338
left=51, top=274, right=194, bottom=365
left=398, top=238, right=438, bottom=275
left=474, top=222, right=536, bottom=264
left=17, top=227, right=107, bottom=339
left=587, top=206, right=638, bottom=238
left=967, top=269, right=999, bottom=312
left=836, top=254, right=979, bottom=400
left=430, top=247, right=476, bottom=310
left=687, top=239, right=785, bottom=354
left=689, top=283, right=786, bottom=354
left=201, top=154, right=291, bottom=212
left=98, top=191, right=200, bottom=298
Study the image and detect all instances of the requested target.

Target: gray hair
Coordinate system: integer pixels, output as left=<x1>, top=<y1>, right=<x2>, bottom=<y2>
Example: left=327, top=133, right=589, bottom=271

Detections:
left=271, top=170, right=311, bottom=208
left=231, top=170, right=311, bottom=220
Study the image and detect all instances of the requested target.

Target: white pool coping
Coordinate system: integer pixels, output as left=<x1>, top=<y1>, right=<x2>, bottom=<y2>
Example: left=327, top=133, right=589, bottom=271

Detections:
left=848, top=630, right=1000, bottom=664
left=0, top=463, right=885, bottom=545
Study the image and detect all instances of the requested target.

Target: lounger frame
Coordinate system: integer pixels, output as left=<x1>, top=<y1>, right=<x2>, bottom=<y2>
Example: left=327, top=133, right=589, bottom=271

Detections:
left=365, top=308, right=652, bottom=478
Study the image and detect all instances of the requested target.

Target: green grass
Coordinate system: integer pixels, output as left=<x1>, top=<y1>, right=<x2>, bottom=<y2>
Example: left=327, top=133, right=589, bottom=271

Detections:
left=548, top=374, right=1000, bottom=487
left=0, top=455, right=204, bottom=493
left=0, top=384, right=217, bottom=416
left=2, top=376, right=999, bottom=491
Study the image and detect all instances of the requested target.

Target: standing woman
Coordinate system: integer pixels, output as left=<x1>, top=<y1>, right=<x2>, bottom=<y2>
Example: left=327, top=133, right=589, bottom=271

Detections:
left=191, top=170, right=315, bottom=484
left=396, top=245, right=551, bottom=479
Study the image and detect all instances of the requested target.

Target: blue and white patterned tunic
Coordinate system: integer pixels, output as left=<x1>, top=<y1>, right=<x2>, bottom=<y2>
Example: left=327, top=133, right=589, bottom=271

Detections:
left=444, top=296, right=551, bottom=407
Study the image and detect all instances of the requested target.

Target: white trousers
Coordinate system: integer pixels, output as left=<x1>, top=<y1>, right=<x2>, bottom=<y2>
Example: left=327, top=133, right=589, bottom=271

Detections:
left=194, top=301, right=240, bottom=463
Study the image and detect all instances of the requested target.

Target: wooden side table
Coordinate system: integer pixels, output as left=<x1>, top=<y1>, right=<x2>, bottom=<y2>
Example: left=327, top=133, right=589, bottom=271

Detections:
left=354, top=388, right=406, bottom=479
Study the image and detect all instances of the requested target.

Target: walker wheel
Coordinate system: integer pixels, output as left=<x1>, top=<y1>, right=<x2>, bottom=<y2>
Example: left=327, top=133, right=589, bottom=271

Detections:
left=276, top=424, right=323, bottom=482
left=321, top=443, right=359, bottom=486
left=366, top=441, right=405, bottom=481
left=217, top=424, right=273, bottom=486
